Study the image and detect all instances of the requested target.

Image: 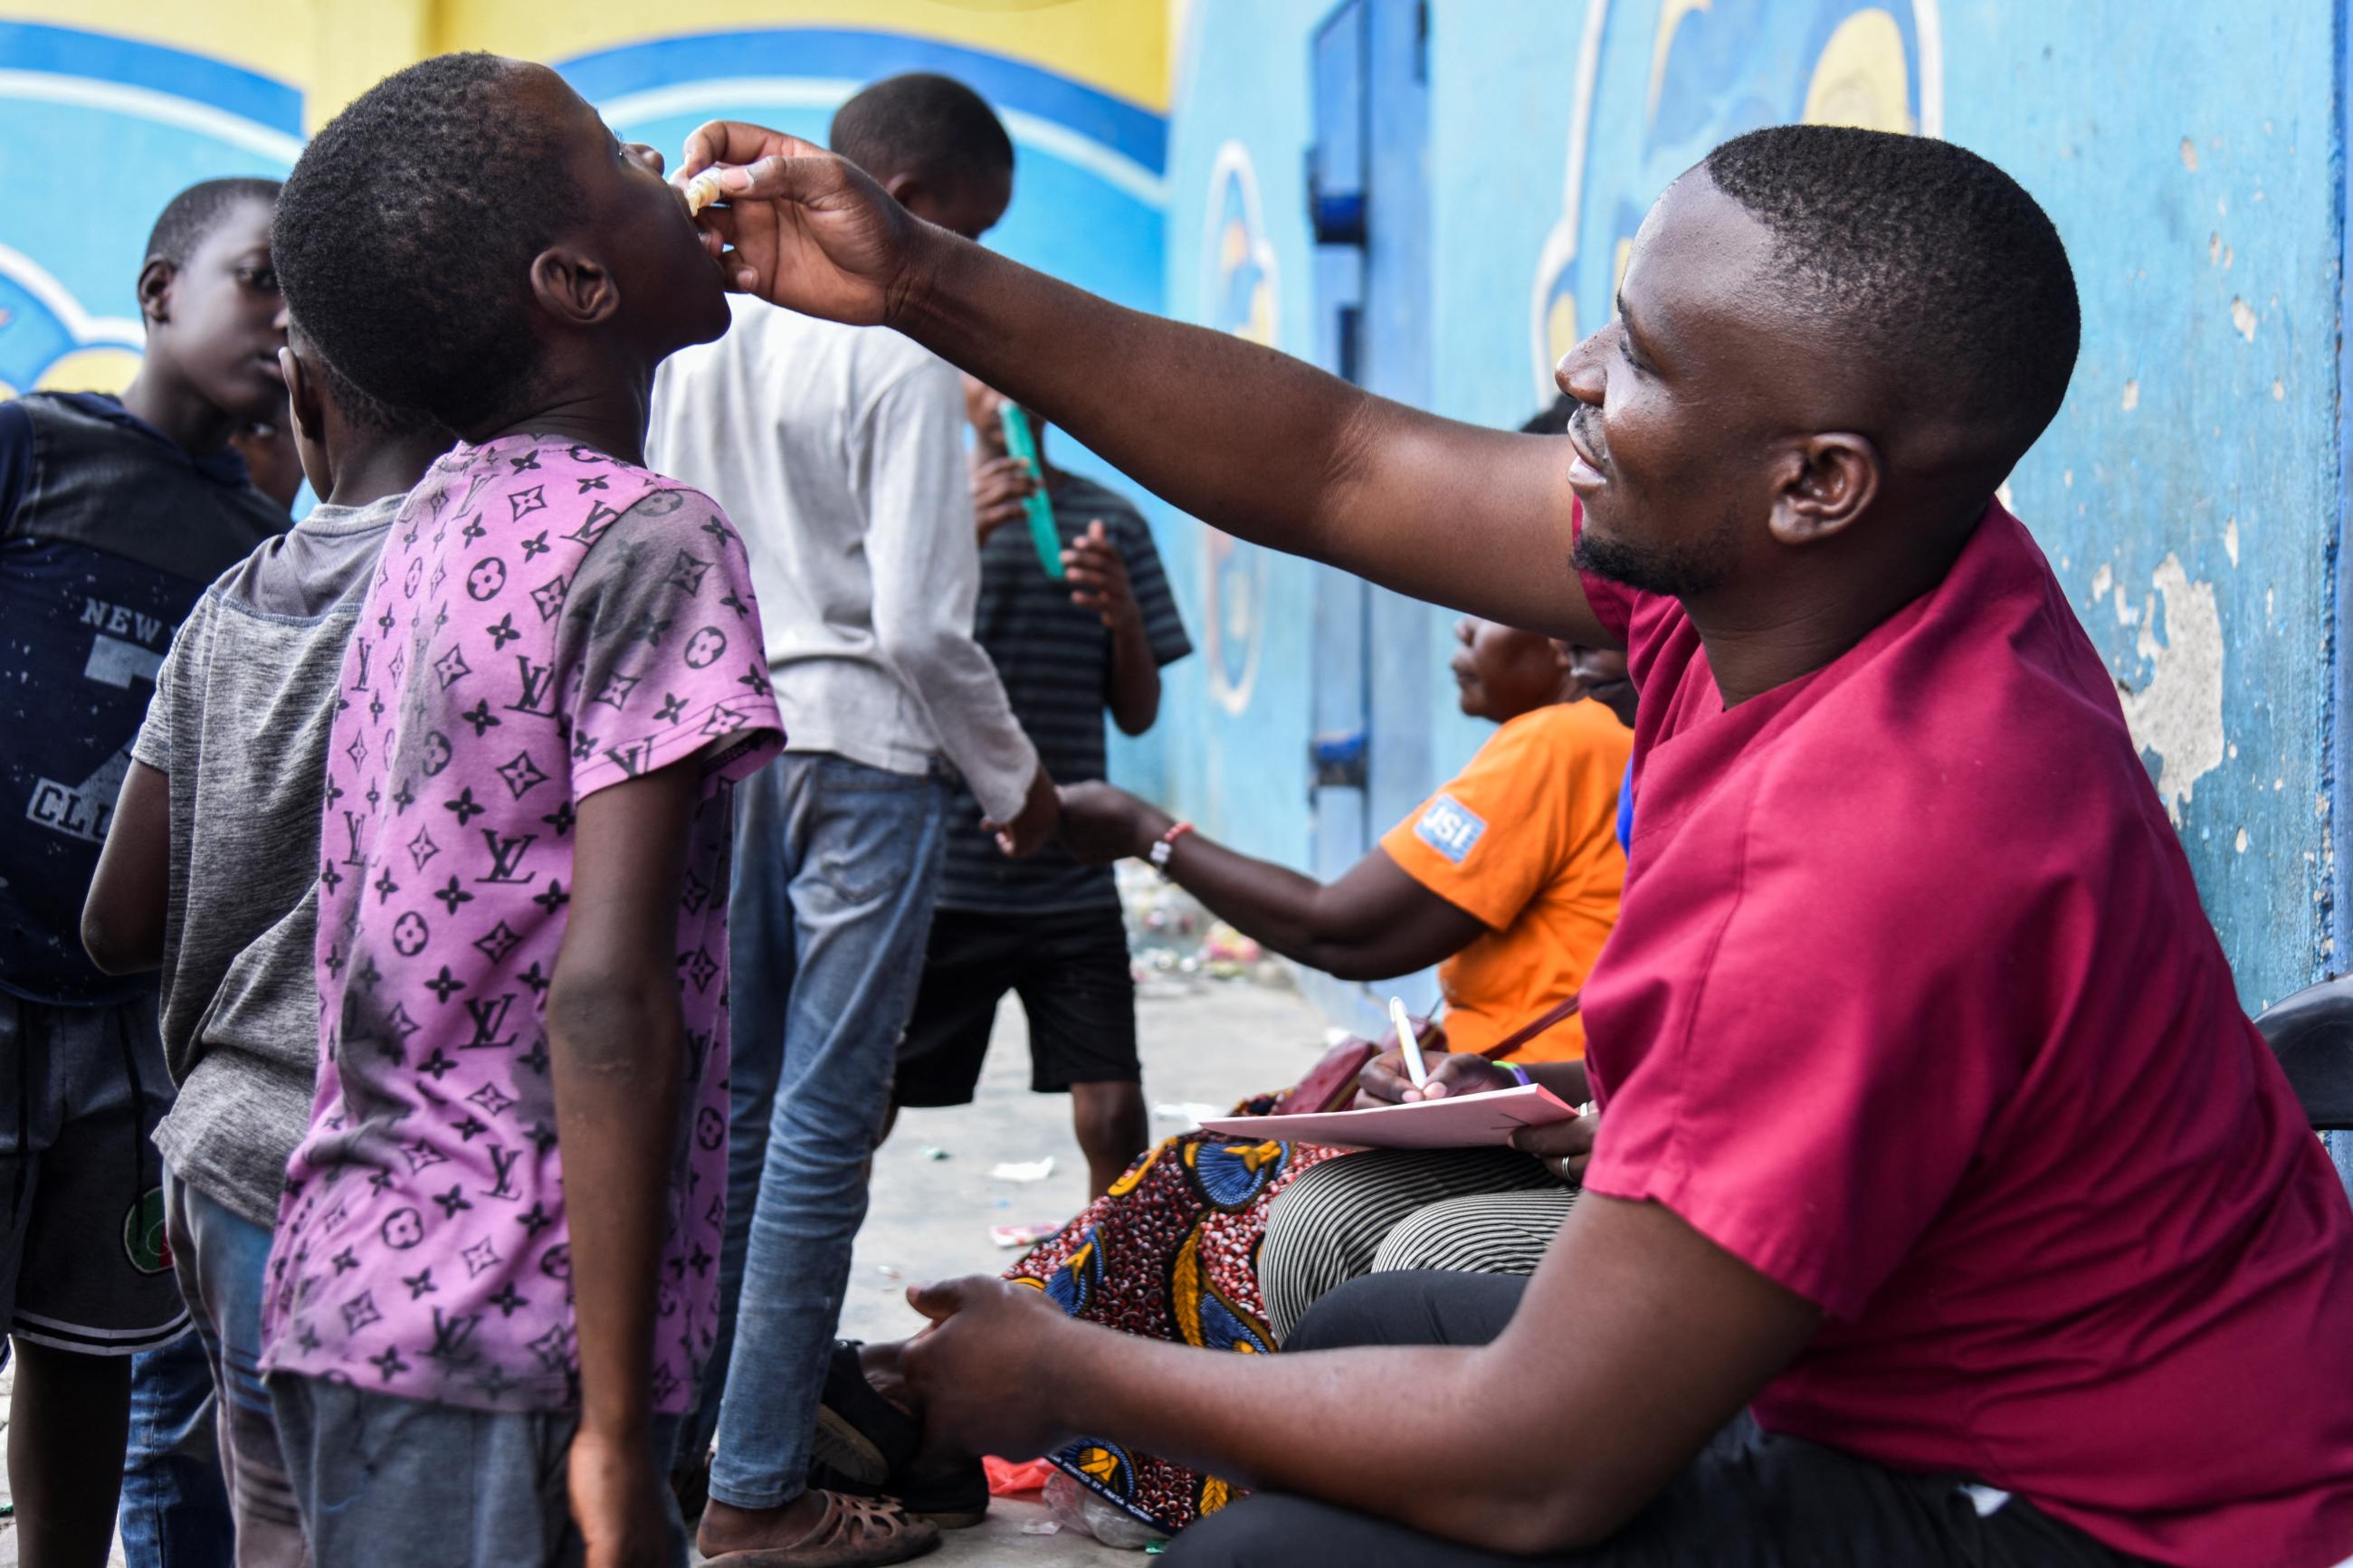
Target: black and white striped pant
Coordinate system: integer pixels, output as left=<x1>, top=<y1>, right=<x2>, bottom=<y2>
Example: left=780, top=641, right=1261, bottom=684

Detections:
left=1257, top=1146, right=1574, bottom=1343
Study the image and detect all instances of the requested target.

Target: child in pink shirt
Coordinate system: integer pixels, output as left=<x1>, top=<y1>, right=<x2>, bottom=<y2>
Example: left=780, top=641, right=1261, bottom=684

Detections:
left=257, top=53, right=781, bottom=1566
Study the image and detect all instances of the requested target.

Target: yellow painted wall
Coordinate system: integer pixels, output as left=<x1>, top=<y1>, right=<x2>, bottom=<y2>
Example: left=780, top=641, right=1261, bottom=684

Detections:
left=0, top=0, right=1167, bottom=125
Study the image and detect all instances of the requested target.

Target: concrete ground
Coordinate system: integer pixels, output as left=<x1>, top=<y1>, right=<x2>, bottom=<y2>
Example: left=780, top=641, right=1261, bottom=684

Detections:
left=0, top=969, right=1334, bottom=1568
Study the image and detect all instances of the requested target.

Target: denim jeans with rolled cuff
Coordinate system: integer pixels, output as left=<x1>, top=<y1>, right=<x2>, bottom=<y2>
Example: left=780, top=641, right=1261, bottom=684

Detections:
left=684, top=752, right=950, bottom=1511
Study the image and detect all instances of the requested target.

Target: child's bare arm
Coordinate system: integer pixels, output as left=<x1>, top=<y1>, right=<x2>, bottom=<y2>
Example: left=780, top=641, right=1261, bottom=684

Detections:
left=548, top=760, right=700, bottom=1550
left=82, top=760, right=171, bottom=974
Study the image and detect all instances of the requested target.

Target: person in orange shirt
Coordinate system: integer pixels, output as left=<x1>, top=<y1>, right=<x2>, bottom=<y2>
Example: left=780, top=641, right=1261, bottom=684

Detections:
left=1374, top=641, right=1629, bottom=1062
left=1047, top=621, right=1631, bottom=1350
left=1055, top=616, right=1628, bottom=1061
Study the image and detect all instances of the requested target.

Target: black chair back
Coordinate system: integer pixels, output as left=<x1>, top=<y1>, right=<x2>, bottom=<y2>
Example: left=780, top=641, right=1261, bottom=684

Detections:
left=2251, top=975, right=2353, bottom=1132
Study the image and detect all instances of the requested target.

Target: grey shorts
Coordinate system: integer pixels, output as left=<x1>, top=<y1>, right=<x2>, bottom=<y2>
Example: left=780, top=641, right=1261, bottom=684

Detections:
left=0, top=991, right=188, bottom=1356
left=270, top=1375, right=688, bottom=1568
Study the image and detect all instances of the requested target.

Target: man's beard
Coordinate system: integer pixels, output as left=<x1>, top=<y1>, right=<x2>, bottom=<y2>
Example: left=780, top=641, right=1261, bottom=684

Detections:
left=1571, top=508, right=1739, bottom=600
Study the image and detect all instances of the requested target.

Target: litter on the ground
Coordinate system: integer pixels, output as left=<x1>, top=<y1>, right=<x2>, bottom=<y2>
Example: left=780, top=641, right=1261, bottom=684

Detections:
left=989, top=1221, right=1062, bottom=1249
left=988, top=1156, right=1055, bottom=1182
left=917, top=1144, right=951, bottom=1160
left=1152, top=1100, right=1225, bottom=1130
left=1120, top=865, right=1286, bottom=993
left=1045, top=1471, right=1168, bottom=1549
left=1020, top=1521, right=1063, bottom=1535
left=873, top=1264, right=901, bottom=1280
left=984, top=1455, right=1058, bottom=1495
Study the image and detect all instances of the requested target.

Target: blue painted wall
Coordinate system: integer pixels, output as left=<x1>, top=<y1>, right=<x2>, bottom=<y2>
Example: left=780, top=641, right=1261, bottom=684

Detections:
left=1158, top=0, right=2347, bottom=1031
left=0, top=23, right=303, bottom=399
left=0, top=15, right=1176, bottom=797
left=1157, top=0, right=1330, bottom=874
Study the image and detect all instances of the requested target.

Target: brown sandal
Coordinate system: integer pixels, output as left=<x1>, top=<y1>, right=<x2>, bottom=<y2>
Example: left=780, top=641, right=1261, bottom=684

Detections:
left=700, top=1489, right=941, bottom=1567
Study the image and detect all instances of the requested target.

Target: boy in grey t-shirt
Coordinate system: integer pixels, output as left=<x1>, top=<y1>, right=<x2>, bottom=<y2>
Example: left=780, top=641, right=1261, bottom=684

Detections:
left=82, top=320, right=446, bottom=1564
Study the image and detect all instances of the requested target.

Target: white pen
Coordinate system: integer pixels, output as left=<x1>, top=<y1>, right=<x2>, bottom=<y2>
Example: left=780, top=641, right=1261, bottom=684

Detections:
left=1389, top=996, right=1428, bottom=1090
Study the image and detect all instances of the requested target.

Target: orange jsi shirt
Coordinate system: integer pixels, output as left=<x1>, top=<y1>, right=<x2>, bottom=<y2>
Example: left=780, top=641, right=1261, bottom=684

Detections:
left=1378, top=699, right=1632, bottom=1062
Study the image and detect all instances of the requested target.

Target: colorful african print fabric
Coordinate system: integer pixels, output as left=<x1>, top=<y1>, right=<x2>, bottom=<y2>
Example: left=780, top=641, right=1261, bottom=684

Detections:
left=1006, top=1105, right=1347, bottom=1535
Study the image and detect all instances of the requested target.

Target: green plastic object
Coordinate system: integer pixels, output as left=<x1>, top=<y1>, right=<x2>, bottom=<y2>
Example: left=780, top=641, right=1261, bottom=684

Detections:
left=997, top=403, right=1065, bottom=580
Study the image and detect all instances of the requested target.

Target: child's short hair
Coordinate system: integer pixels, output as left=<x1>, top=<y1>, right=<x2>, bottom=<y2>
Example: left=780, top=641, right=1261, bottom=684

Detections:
left=145, top=178, right=281, bottom=269
left=288, top=319, right=437, bottom=441
left=830, top=73, right=1014, bottom=192
left=272, top=53, right=581, bottom=432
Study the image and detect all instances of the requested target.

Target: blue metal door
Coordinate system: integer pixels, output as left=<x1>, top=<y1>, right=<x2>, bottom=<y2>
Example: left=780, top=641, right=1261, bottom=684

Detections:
left=1307, top=0, right=1371, bottom=884
left=1308, top=0, right=1431, bottom=886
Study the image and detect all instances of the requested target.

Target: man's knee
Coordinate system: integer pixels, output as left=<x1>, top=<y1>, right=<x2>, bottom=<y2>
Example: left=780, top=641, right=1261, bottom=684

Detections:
left=1283, top=1270, right=1528, bottom=1354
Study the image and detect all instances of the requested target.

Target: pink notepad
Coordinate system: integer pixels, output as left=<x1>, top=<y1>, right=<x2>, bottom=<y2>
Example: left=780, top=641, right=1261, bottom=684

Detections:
left=1198, top=1084, right=1579, bottom=1150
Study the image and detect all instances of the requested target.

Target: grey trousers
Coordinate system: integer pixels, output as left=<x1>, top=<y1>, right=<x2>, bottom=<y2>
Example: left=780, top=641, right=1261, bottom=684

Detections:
left=270, top=1376, right=687, bottom=1568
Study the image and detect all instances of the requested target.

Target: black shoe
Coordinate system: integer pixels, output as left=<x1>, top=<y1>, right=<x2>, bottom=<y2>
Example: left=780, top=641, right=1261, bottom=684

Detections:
left=809, top=1341, right=988, bottom=1530
left=812, top=1340, right=919, bottom=1487
left=893, top=1457, right=989, bottom=1531
left=669, top=1451, right=710, bottom=1531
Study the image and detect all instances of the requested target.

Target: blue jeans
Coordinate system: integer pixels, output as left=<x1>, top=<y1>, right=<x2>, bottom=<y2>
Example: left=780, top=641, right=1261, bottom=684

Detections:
left=119, top=1328, right=233, bottom=1567
left=151, top=1171, right=308, bottom=1568
left=691, top=752, right=949, bottom=1511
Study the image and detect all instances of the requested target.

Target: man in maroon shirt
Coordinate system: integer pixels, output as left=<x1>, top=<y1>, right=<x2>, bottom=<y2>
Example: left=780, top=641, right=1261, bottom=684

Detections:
left=683, top=122, right=2353, bottom=1566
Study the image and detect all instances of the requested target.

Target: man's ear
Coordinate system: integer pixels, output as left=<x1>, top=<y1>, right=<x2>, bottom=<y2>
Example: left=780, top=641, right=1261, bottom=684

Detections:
left=1764, top=432, right=1880, bottom=547
left=527, top=244, right=620, bottom=328
left=136, top=257, right=175, bottom=328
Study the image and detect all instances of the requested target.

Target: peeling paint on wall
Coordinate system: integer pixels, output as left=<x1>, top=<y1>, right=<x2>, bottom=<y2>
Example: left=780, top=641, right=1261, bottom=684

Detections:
left=2119, top=555, right=2227, bottom=823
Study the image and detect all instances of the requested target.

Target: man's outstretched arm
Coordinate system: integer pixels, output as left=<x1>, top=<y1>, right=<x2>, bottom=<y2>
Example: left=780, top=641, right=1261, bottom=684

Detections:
left=902, top=1193, right=1818, bottom=1554
left=682, top=126, right=1617, bottom=648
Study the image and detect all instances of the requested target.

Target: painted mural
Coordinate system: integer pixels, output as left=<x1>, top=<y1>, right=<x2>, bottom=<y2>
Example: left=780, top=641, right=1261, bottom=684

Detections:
left=0, top=21, right=303, bottom=398
left=1157, top=0, right=2342, bottom=1050
left=1529, top=1, right=1940, bottom=400
left=0, top=0, right=1177, bottom=792
left=0, top=10, right=1164, bottom=397
left=1196, top=140, right=1276, bottom=717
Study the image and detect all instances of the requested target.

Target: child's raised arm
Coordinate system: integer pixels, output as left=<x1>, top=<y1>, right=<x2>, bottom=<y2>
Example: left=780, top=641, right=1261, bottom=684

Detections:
left=82, top=760, right=171, bottom=974
left=547, top=759, right=701, bottom=1567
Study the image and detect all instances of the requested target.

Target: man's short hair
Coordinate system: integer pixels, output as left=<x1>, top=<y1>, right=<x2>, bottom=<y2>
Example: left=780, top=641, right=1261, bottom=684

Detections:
left=1703, top=126, right=2079, bottom=460
left=830, top=73, right=1014, bottom=192
left=144, top=178, right=281, bottom=270
left=272, top=53, right=581, bottom=432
